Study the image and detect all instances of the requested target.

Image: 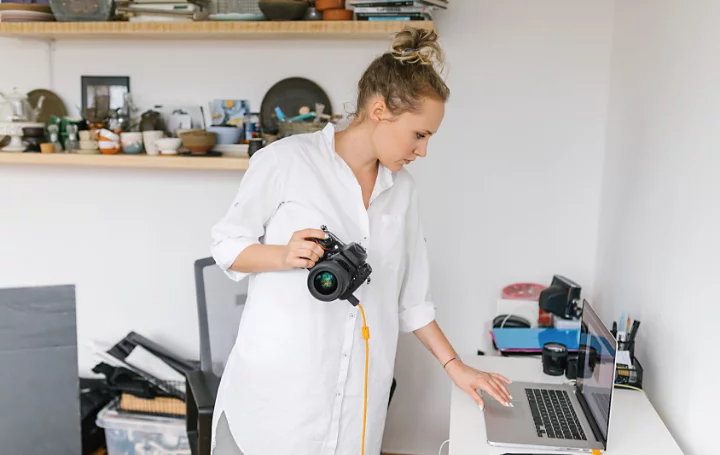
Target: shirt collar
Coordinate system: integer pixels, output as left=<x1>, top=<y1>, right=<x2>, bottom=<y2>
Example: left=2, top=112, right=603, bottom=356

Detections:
left=320, top=122, right=395, bottom=200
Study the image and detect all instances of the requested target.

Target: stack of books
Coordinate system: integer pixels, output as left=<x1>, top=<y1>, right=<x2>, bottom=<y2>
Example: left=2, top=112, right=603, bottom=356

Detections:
left=349, top=0, right=447, bottom=21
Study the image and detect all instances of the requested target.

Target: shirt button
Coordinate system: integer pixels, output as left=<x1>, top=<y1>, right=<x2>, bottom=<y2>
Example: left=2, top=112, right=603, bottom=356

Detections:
left=350, top=313, right=355, bottom=319
left=343, top=353, right=348, bottom=358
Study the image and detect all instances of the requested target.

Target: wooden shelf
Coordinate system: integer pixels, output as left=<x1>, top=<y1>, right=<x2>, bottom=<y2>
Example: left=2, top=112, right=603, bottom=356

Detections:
left=0, top=20, right=434, bottom=40
left=0, top=152, right=249, bottom=171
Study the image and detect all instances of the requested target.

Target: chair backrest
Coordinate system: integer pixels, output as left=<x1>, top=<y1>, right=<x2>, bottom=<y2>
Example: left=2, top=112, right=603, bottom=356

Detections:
left=194, top=258, right=248, bottom=377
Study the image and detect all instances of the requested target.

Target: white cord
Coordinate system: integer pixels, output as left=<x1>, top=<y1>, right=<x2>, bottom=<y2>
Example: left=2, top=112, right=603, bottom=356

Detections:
left=500, top=313, right=513, bottom=327
left=438, top=439, right=450, bottom=455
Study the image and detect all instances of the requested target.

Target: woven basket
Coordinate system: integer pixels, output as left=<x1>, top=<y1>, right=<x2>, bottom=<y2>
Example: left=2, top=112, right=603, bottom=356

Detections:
left=277, top=121, right=327, bottom=138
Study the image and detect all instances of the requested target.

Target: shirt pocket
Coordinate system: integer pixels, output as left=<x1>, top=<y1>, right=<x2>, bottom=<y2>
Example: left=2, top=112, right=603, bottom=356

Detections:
left=377, top=213, right=406, bottom=269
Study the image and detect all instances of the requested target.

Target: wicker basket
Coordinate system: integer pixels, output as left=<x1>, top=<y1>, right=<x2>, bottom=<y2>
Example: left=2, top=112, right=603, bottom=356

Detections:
left=277, top=121, right=328, bottom=138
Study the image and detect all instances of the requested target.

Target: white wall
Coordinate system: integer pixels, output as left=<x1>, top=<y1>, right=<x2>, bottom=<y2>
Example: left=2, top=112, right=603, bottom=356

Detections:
left=594, top=2, right=720, bottom=454
left=0, top=38, right=50, bottom=93
left=386, top=2, right=614, bottom=453
left=0, top=2, right=614, bottom=453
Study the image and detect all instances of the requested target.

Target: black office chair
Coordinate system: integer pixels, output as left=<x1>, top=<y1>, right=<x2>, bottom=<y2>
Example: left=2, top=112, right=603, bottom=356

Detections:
left=186, top=257, right=247, bottom=455
left=185, top=257, right=397, bottom=455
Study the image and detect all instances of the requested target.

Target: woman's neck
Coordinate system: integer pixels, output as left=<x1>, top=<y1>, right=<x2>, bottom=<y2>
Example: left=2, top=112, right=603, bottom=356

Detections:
left=334, top=121, right=379, bottom=177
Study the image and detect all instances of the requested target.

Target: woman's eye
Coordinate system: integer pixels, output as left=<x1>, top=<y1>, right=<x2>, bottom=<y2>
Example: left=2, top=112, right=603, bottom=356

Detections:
left=416, top=133, right=426, bottom=140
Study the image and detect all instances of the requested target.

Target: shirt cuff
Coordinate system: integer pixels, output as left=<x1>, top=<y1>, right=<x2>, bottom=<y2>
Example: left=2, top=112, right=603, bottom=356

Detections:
left=398, top=302, right=436, bottom=333
left=211, top=238, right=258, bottom=282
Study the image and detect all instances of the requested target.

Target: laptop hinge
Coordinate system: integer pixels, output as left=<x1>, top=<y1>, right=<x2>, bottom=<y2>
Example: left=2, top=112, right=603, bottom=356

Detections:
left=575, top=388, right=606, bottom=448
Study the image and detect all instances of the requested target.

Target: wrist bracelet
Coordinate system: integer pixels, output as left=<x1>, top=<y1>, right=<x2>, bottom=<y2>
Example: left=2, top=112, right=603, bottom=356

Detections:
left=443, top=357, right=458, bottom=369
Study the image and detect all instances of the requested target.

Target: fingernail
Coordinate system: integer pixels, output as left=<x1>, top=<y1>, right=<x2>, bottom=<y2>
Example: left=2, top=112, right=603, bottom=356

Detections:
left=479, top=404, right=484, bottom=411
left=509, top=395, right=513, bottom=400
left=505, top=402, right=513, bottom=407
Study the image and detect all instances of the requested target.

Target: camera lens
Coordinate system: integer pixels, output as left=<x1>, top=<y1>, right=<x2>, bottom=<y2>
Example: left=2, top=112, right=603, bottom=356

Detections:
left=313, top=271, right=338, bottom=296
left=308, top=261, right=350, bottom=302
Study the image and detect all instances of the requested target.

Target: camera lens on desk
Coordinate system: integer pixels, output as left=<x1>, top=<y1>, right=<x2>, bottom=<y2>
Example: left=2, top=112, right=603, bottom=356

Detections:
left=542, top=342, right=568, bottom=376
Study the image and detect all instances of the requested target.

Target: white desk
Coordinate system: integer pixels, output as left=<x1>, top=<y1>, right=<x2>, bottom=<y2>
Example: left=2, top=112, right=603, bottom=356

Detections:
left=449, top=356, right=683, bottom=455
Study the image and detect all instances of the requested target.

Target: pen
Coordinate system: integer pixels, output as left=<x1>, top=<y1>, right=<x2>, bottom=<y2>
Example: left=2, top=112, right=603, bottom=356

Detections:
left=628, top=320, right=640, bottom=345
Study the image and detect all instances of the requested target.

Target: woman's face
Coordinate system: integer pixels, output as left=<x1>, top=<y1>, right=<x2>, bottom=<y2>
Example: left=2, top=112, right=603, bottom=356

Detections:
left=370, top=97, right=445, bottom=172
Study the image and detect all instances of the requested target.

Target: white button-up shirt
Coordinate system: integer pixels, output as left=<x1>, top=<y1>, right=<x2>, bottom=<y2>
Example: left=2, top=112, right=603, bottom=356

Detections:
left=210, top=123, right=435, bottom=455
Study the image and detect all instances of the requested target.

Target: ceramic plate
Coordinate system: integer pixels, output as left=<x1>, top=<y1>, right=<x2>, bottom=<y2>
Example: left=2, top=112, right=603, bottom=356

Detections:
left=27, top=89, right=68, bottom=123
left=260, top=77, right=332, bottom=135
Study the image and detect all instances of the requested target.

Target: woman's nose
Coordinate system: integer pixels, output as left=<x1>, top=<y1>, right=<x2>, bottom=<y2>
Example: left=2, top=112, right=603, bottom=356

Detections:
left=415, top=145, right=428, bottom=157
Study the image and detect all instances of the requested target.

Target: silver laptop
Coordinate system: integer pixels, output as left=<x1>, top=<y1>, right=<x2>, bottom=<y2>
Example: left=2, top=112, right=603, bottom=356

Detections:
left=483, top=300, right=617, bottom=453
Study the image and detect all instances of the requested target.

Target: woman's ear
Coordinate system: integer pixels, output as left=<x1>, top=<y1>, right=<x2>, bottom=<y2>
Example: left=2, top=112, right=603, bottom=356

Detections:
left=369, top=99, right=388, bottom=123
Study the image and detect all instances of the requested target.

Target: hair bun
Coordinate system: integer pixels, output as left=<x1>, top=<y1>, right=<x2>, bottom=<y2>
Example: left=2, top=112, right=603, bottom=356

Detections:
left=391, top=26, right=444, bottom=66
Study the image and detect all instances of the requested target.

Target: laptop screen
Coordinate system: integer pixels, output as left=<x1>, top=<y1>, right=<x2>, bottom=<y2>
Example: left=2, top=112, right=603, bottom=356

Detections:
left=576, top=300, right=617, bottom=442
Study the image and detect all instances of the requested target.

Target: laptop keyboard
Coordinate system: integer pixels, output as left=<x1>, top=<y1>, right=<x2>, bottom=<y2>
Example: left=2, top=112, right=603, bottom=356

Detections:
left=525, top=388, right=587, bottom=441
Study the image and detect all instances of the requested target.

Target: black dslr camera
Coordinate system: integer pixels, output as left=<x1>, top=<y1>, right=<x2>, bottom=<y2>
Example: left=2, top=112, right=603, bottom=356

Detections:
left=307, top=225, right=372, bottom=306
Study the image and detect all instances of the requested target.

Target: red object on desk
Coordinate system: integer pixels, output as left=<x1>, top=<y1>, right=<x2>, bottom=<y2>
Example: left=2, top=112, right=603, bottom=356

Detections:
left=501, top=282, right=546, bottom=300
left=501, top=283, right=550, bottom=326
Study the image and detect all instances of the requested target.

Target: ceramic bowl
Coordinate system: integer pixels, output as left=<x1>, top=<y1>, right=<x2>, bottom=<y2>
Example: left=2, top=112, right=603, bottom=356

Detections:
left=22, top=126, right=45, bottom=138
left=142, top=130, right=164, bottom=156
left=258, top=0, right=309, bottom=20
left=121, top=132, right=144, bottom=154
left=80, top=139, right=98, bottom=150
left=180, top=130, right=217, bottom=154
left=207, top=126, right=242, bottom=145
left=98, top=141, right=121, bottom=155
left=155, top=137, right=182, bottom=155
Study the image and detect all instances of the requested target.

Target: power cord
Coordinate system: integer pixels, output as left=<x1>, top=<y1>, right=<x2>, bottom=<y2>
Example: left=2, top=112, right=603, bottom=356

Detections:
left=438, top=439, right=450, bottom=455
left=358, top=303, right=370, bottom=455
left=614, top=384, right=646, bottom=394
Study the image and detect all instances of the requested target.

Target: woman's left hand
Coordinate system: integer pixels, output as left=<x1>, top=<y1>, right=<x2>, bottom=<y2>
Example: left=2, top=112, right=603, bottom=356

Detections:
left=445, top=360, right=513, bottom=410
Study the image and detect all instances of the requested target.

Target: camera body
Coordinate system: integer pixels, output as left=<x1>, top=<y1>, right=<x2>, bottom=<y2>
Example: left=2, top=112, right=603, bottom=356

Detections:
left=538, top=275, right=582, bottom=320
left=307, top=225, right=372, bottom=306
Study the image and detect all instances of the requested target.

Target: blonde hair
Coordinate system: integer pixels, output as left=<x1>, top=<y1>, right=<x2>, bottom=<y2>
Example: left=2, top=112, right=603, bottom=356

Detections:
left=352, top=26, right=450, bottom=120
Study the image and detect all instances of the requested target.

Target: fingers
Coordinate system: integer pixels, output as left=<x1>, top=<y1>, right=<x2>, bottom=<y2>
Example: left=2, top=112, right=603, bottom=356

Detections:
left=489, top=379, right=512, bottom=405
left=491, top=373, right=512, bottom=385
left=471, top=389, right=486, bottom=411
left=296, top=248, right=321, bottom=264
left=287, top=257, right=314, bottom=269
left=300, top=241, right=325, bottom=258
left=484, top=382, right=511, bottom=407
left=476, top=374, right=511, bottom=407
left=490, top=375, right=512, bottom=402
left=295, top=228, right=328, bottom=241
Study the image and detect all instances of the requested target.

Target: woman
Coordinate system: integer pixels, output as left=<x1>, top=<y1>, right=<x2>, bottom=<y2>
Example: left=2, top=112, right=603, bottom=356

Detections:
left=210, top=26, right=513, bottom=455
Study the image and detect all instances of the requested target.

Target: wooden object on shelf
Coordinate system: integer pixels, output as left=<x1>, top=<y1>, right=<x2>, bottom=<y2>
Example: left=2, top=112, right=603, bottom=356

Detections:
left=120, top=393, right=186, bottom=417
left=0, top=152, right=249, bottom=171
left=0, top=20, right=435, bottom=40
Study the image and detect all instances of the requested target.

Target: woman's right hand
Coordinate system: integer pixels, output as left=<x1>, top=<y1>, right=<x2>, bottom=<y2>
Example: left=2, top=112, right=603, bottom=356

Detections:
left=280, top=228, right=328, bottom=270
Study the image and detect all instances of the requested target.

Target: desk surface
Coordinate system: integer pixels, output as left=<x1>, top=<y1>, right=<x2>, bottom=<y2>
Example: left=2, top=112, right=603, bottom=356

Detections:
left=449, top=356, right=683, bottom=455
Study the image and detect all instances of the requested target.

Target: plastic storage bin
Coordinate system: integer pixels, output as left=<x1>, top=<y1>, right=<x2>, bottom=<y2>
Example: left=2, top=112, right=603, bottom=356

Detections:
left=96, top=399, right=191, bottom=455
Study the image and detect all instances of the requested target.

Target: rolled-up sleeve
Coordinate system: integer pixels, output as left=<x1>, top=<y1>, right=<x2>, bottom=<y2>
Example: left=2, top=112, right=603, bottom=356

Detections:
left=397, top=186, right=436, bottom=332
left=211, top=148, right=284, bottom=281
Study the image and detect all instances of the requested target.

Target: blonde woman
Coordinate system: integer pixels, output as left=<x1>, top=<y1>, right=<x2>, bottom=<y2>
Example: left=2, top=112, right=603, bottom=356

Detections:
left=210, top=26, right=512, bottom=455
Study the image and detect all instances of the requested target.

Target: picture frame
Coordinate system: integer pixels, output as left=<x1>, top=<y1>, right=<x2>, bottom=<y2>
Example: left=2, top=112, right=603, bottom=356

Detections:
left=81, top=76, right=131, bottom=116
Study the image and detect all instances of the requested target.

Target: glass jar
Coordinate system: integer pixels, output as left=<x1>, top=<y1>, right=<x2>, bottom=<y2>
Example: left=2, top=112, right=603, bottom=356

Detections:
left=50, top=0, right=115, bottom=22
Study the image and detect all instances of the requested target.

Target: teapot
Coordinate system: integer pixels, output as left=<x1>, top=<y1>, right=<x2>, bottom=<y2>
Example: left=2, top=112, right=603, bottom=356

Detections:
left=0, top=88, right=45, bottom=123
